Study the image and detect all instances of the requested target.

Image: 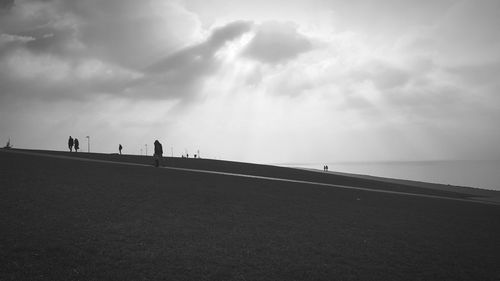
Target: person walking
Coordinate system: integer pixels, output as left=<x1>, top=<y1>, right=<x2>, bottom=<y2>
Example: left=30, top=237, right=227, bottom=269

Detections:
left=74, top=138, right=79, bottom=152
left=119, top=144, right=123, bottom=155
left=153, top=140, right=163, bottom=167
left=68, top=136, right=74, bottom=152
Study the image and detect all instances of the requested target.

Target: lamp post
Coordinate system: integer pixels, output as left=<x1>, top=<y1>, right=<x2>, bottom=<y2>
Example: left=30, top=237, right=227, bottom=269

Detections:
left=86, top=136, right=90, bottom=153
left=145, top=144, right=148, bottom=156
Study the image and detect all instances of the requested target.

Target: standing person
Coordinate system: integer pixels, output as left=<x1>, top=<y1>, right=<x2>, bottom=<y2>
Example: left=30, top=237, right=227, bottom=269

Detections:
left=119, top=144, right=123, bottom=155
left=153, top=140, right=163, bottom=167
left=68, top=136, right=74, bottom=152
left=74, top=138, right=79, bottom=152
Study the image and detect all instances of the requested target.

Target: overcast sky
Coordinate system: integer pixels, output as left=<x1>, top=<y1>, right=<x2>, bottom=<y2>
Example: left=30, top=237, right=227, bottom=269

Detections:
left=1, top=0, right=499, bottom=163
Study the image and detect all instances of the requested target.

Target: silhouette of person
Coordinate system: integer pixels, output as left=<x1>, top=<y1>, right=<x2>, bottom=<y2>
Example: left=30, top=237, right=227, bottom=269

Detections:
left=4, top=138, right=12, bottom=149
left=153, top=140, right=163, bottom=167
left=326, top=165, right=328, bottom=172
left=74, top=138, right=79, bottom=152
left=68, top=136, right=74, bottom=152
left=119, top=144, right=123, bottom=155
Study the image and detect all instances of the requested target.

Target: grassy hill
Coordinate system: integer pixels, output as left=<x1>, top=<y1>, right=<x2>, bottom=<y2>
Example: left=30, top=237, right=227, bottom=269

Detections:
left=1, top=149, right=499, bottom=280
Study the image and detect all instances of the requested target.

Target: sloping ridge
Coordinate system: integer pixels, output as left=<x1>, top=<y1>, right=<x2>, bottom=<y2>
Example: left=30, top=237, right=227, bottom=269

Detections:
left=2, top=148, right=499, bottom=204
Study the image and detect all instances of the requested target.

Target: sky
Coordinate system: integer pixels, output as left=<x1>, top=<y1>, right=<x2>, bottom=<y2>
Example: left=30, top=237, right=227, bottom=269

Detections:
left=1, top=0, right=499, bottom=164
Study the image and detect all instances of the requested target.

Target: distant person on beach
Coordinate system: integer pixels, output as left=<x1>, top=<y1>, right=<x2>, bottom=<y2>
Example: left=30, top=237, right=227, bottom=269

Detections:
left=68, top=136, right=74, bottom=152
left=326, top=165, right=328, bottom=172
left=74, top=138, right=79, bottom=152
left=153, top=140, right=163, bottom=167
left=4, top=138, right=12, bottom=149
left=119, top=144, right=123, bottom=155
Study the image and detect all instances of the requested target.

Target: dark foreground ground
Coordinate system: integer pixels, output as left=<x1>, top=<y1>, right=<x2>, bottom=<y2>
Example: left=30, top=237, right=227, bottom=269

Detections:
left=1, top=149, right=499, bottom=280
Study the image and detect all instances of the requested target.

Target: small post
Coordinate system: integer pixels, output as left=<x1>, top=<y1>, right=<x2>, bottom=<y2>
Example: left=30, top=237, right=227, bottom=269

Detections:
left=86, top=136, right=90, bottom=153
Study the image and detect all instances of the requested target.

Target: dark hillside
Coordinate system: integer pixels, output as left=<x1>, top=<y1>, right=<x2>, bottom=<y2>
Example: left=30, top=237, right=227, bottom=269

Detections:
left=11, top=149, right=478, bottom=199
left=1, top=150, right=499, bottom=280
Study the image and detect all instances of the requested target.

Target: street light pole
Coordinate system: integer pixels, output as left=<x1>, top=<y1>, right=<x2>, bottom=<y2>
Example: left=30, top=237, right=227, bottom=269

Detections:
left=86, top=136, right=90, bottom=153
left=145, top=144, right=148, bottom=155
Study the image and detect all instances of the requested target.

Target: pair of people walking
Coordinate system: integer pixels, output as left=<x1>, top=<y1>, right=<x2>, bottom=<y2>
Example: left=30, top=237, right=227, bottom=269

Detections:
left=68, top=136, right=80, bottom=152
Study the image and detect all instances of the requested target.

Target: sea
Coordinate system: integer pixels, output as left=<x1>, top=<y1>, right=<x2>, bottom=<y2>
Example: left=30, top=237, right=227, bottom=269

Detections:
left=279, top=160, right=500, bottom=191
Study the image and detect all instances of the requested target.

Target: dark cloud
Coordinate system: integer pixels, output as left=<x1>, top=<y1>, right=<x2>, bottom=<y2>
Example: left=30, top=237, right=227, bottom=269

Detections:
left=138, top=21, right=253, bottom=100
left=0, top=0, right=14, bottom=11
left=0, top=2, right=252, bottom=104
left=67, top=0, right=202, bottom=69
left=243, top=21, right=313, bottom=64
left=147, top=21, right=253, bottom=73
left=0, top=0, right=86, bottom=61
left=0, top=0, right=63, bottom=34
left=0, top=15, right=253, bottom=104
left=0, top=0, right=202, bottom=69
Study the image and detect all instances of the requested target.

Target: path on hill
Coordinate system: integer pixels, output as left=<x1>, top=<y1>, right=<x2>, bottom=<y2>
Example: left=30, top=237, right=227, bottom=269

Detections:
left=2, top=149, right=499, bottom=206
